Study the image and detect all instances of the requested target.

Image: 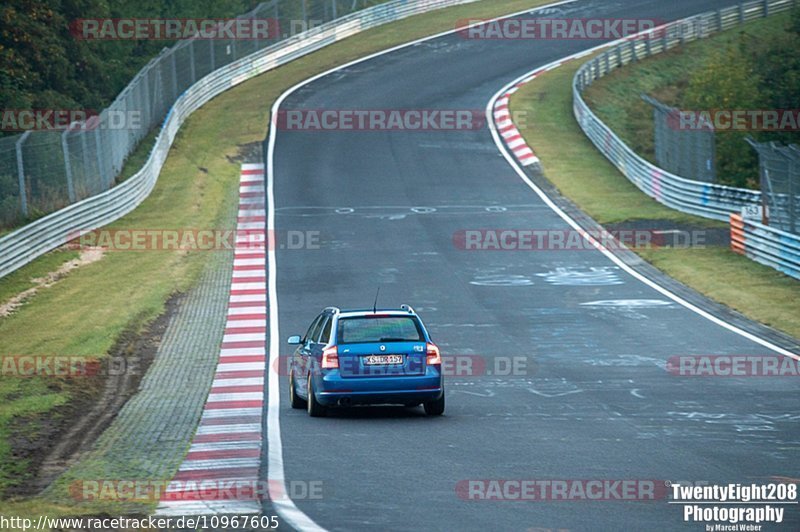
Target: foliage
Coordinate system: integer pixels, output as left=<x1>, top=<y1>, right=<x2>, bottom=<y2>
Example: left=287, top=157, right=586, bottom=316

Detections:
left=682, top=9, right=800, bottom=187
left=0, top=0, right=257, bottom=120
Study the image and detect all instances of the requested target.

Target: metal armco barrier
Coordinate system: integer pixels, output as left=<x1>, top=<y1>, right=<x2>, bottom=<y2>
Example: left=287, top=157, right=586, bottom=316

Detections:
left=0, top=0, right=477, bottom=279
left=573, top=0, right=800, bottom=280
left=730, top=214, right=800, bottom=280
left=573, top=0, right=798, bottom=222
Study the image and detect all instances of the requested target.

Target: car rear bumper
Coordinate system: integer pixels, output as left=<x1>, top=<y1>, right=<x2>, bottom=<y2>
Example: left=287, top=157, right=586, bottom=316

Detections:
left=312, top=368, right=443, bottom=406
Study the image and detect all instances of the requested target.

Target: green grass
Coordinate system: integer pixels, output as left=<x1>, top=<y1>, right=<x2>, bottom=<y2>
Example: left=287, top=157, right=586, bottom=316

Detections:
left=512, top=61, right=722, bottom=226
left=581, top=13, right=792, bottom=171
left=0, top=250, right=79, bottom=306
left=511, top=54, right=800, bottom=339
left=0, top=0, right=555, bottom=515
left=637, top=247, right=800, bottom=336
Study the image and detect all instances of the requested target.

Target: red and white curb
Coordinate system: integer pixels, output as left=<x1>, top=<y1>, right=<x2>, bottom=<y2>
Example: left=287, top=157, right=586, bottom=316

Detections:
left=156, top=163, right=267, bottom=516
left=492, top=61, right=576, bottom=167
left=489, top=42, right=800, bottom=362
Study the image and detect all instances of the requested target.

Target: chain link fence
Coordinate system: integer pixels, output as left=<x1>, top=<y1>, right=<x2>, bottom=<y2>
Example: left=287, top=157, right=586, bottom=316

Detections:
left=746, top=138, right=800, bottom=234
left=0, top=0, right=384, bottom=230
left=641, top=94, right=716, bottom=183
left=573, top=0, right=798, bottom=221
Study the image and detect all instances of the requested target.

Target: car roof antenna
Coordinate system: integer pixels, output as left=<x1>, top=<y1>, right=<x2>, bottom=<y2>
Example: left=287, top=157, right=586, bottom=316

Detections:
left=373, top=286, right=380, bottom=314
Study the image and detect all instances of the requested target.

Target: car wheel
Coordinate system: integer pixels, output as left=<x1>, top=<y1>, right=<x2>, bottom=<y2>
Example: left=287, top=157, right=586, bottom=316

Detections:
left=307, top=374, right=327, bottom=417
left=423, top=389, right=445, bottom=416
left=289, top=370, right=306, bottom=409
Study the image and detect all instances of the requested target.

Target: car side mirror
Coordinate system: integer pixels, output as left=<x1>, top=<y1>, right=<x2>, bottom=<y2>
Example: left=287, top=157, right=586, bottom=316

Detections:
left=287, top=335, right=302, bottom=345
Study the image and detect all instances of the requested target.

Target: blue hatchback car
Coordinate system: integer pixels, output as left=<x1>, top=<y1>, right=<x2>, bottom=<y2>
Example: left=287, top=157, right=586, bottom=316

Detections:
left=287, top=305, right=444, bottom=417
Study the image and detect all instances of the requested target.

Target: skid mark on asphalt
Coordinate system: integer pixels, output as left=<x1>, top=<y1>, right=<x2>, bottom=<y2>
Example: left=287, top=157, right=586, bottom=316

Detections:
left=470, top=274, right=535, bottom=286
left=527, top=378, right=584, bottom=398
left=535, top=266, right=623, bottom=285
left=455, top=389, right=496, bottom=397
left=274, top=204, right=545, bottom=217
left=156, top=163, right=267, bottom=516
left=581, top=299, right=676, bottom=308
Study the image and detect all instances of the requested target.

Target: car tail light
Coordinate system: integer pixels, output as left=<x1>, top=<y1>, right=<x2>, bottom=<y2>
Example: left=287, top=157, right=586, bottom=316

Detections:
left=322, top=345, right=339, bottom=369
left=426, top=343, right=441, bottom=365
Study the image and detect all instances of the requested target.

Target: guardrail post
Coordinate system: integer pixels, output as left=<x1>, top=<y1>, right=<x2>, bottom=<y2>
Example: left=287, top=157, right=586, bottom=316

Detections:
left=739, top=3, right=745, bottom=24
left=0, top=0, right=489, bottom=279
left=630, top=40, right=637, bottom=61
left=209, top=38, right=215, bottom=71
left=253, top=13, right=261, bottom=51
left=141, top=70, right=151, bottom=130
left=717, top=9, right=723, bottom=32
left=788, top=145, right=798, bottom=234
left=332, top=0, right=338, bottom=20
left=188, top=40, right=196, bottom=83
left=273, top=2, right=279, bottom=43
left=169, top=49, right=178, bottom=100
left=763, top=0, right=769, bottom=17
left=62, top=128, right=76, bottom=203
left=15, top=131, right=30, bottom=217
left=94, top=126, right=106, bottom=190
left=80, top=128, right=91, bottom=193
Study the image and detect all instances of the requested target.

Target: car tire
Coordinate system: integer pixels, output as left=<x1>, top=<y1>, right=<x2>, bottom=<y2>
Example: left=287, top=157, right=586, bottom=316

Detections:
left=424, top=389, right=445, bottom=416
left=307, top=374, right=327, bottom=417
left=289, top=370, right=306, bottom=409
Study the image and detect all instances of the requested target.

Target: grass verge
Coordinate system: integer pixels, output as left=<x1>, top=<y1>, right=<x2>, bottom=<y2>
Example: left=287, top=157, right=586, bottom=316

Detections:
left=581, top=12, right=797, bottom=187
left=0, top=0, right=554, bottom=518
left=510, top=54, right=800, bottom=338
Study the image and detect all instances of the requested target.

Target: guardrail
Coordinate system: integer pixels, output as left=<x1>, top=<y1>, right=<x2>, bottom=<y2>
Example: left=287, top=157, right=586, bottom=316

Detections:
left=572, top=0, right=798, bottom=222
left=731, top=214, right=800, bottom=280
left=0, top=0, right=477, bottom=279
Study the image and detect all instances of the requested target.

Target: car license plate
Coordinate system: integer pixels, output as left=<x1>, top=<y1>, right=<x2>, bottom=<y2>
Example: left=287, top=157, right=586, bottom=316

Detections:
left=364, top=354, right=404, bottom=365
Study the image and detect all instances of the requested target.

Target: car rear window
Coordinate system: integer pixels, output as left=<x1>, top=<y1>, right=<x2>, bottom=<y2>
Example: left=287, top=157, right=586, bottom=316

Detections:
left=337, top=316, right=423, bottom=344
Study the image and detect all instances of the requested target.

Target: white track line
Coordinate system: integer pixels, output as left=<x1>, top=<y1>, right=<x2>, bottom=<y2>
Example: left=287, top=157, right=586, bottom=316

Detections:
left=265, top=1, right=578, bottom=530
left=156, top=166, right=267, bottom=517
left=485, top=42, right=799, bottom=360
left=266, top=1, right=800, bottom=528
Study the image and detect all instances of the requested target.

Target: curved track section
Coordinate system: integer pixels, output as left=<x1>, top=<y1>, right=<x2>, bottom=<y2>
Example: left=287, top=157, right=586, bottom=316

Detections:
left=264, top=1, right=800, bottom=529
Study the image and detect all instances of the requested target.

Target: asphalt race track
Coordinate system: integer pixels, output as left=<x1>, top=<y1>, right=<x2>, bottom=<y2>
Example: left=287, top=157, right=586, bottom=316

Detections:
left=263, top=0, right=800, bottom=529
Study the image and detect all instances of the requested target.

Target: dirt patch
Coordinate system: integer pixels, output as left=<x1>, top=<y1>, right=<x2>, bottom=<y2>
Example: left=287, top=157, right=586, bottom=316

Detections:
left=0, top=248, right=105, bottom=318
left=5, top=292, right=184, bottom=497
left=226, top=142, right=263, bottom=166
